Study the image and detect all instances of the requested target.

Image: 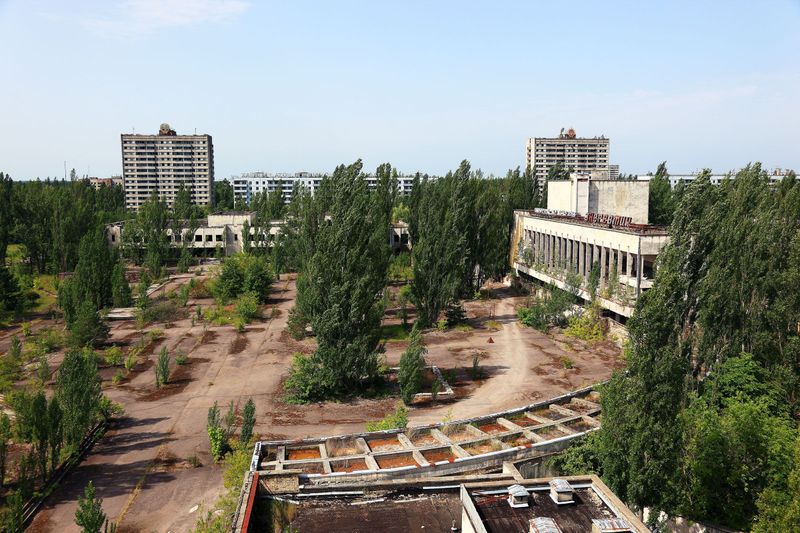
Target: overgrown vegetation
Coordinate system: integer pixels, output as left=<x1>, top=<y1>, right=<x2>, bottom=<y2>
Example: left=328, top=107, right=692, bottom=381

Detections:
left=572, top=165, right=800, bottom=531
left=366, top=403, right=408, bottom=432
left=398, top=325, right=427, bottom=404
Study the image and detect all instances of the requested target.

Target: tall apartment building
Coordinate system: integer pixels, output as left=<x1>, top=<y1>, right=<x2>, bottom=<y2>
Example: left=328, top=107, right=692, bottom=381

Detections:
left=232, top=172, right=416, bottom=206
left=526, top=128, right=610, bottom=184
left=121, top=123, right=214, bottom=211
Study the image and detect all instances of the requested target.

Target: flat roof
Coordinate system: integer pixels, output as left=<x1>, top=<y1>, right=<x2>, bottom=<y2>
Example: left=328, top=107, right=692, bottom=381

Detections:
left=287, top=491, right=462, bottom=533
left=515, top=209, right=669, bottom=236
left=471, top=487, right=617, bottom=533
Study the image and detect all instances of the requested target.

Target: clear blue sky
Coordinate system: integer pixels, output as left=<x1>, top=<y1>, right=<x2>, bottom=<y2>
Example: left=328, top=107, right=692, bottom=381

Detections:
left=1, top=0, right=798, bottom=180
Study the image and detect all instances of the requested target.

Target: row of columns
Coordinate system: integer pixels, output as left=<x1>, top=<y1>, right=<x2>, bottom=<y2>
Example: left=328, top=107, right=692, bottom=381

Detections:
left=522, top=229, right=643, bottom=296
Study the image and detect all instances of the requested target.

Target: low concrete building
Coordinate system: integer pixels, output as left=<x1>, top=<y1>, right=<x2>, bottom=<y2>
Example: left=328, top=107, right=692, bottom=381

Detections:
left=107, top=214, right=411, bottom=256
left=511, top=174, right=669, bottom=319
left=106, top=212, right=283, bottom=256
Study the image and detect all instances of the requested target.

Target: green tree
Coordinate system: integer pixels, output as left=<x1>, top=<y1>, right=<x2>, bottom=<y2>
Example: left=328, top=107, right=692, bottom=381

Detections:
left=0, top=413, right=10, bottom=488
left=0, top=172, right=13, bottom=264
left=56, top=349, right=102, bottom=446
left=0, top=264, right=22, bottom=317
left=411, top=169, right=468, bottom=326
left=398, top=325, right=426, bottom=405
left=111, top=262, right=132, bottom=308
left=214, top=179, right=234, bottom=210
left=75, top=481, right=107, bottom=533
left=648, top=161, right=675, bottom=225
left=48, top=397, right=63, bottom=472
left=69, top=300, right=109, bottom=347
left=286, top=161, right=394, bottom=400
left=1, top=489, right=24, bottom=533
left=240, top=398, right=256, bottom=445
left=31, top=391, right=49, bottom=481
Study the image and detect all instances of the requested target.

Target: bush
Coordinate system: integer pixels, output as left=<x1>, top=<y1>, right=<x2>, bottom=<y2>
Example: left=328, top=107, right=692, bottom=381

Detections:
left=140, top=300, right=180, bottom=325
left=215, top=254, right=273, bottom=304
left=436, top=319, right=448, bottom=332
left=565, top=302, right=604, bottom=342
left=104, top=347, right=124, bottom=367
left=124, top=352, right=137, bottom=372
left=284, top=353, right=324, bottom=402
left=470, top=353, right=485, bottom=380
left=561, top=356, right=575, bottom=369
left=287, top=307, right=308, bottom=340
left=235, top=291, right=260, bottom=323
left=445, top=301, right=467, bottom=327
left=155, top=347, right=170, bottom=388
left=175, top=351, right=188, bottom=365
left=366, top=403, right=408, bottom=432
left=112, top=369, right=124, bottom=385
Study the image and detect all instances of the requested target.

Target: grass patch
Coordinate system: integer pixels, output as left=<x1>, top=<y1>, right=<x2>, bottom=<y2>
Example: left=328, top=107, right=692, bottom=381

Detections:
left=381, top=324, right=409, bottom=341
left=484, top=320, right=502, bottom=331
left=454, top=323, right=473, bottom=332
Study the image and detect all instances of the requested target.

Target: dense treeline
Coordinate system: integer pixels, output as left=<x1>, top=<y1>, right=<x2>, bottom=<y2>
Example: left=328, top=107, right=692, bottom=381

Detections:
left=555, top=165, right=800, bottom=531
left=409, top=163, right=540, bottom=326
left=1, top=175, right=124, bottom=273
left=285, top=160, right=541, bottom=400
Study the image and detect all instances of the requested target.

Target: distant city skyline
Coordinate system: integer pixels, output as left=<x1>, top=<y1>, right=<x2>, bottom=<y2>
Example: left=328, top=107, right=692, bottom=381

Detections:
left=1, top=0, right=798, bottom=180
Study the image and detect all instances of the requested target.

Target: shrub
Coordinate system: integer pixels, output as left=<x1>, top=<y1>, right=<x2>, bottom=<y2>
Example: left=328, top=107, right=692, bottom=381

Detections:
left=215, top=254, right=273, bottom=304
left=436, top=319, right=448, bottom=332
left=124, top=352, right=137, bottom=372
left=284, top=353, right=324, bottom=402
left=565, top=303, right=604, bottom=342
left=366, top=403, right=408, bottom=432
left=104, top=347, right=124, bottom=367
left=155, top=347, right=170, bottom=389
left=234, top=291, right=260, bottom=323
left=140, top=300, right=180, bottom=325
left=445, top=301, right=467, bottom=327
left=469, top=354, right=485, bottom=380
left=286, top=307, right=308, bottom=340
left=240, top=398, right=256, bottom=445
left=398, top=326, right=426, bottom=405
left=148, top=328, right=164, bottom=342
left=36, top=328, right=64, bottom=353
left=208, top=425, right=227, bottom=462
left=188, top=279, right=212, bottom=299
left=431, top=377, right=441, bottom=402
left=175, top=351, right=188, bottom=365
left=561, top=356, right=575, bottom=369
left=485, top=320, right=502, bottom=331
left=112, top=369, right=125, bottom=385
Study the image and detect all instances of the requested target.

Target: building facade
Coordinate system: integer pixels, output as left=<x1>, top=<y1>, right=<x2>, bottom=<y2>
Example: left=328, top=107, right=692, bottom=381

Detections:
left=526, top=128, right=610, bottom=184
left=510, top=174, right=669, bottom=319
left=121, top=123, right=214, bottom=211
left=232, top=171, right=417, bottom=206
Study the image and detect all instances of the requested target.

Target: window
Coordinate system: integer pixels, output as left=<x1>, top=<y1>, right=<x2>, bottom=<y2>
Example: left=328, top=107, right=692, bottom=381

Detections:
left=233, top=234, right=238, bottom=241
left=215, top=235, right=222, bottom=242
left=205, top=235, right=212, bottom=242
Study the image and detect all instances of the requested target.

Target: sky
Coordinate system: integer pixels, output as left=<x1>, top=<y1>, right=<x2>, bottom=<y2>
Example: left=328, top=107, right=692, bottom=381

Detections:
left=0, top=0, right=799, bottom=180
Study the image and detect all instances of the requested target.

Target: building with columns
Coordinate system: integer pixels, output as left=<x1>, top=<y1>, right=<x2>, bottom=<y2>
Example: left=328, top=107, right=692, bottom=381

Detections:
left=510, top=174, right=669, bottom=319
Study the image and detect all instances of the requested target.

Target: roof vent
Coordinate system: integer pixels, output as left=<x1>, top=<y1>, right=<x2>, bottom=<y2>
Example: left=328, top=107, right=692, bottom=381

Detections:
left=591, top=518, right=632, bottom=532
left=507, top=484, right=529, bottom=508
left=529, top=517, right=563, bottom=533
left=548, top=478, right=574, bottom=505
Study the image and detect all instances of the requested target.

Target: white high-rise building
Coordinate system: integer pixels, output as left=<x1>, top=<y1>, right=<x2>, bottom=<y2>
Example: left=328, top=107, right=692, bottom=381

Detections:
left=232, top=172, right=417, bottom=206
left=121, top=123, right=214, bottom=211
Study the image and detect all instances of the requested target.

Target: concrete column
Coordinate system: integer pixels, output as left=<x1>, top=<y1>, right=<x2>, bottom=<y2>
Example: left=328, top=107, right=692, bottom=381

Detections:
left=600, top=246, right=607, bottom=289
left=578, top=241, right=584, bottom=278
left=626, top=251, right=633, bottom=278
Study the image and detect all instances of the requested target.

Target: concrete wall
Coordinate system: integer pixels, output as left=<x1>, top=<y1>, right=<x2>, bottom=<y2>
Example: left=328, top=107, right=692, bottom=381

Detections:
left=590, top=181, right=649, bottom=224
left=547, top=181, right=573, bottom=211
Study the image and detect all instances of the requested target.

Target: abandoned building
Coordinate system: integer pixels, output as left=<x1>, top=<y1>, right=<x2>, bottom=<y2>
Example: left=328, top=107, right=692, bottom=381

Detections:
left=106, top=213, right=410, bottom=256
left=510, top=173, right=670, bottom=319
left=229, top=386, right=649, bottom=532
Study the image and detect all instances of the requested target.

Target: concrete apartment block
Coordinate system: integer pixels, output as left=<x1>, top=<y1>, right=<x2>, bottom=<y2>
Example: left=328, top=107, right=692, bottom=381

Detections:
left=526, top=128, right=610, bottom=185
left=121, top=123, right=214, bottom=211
